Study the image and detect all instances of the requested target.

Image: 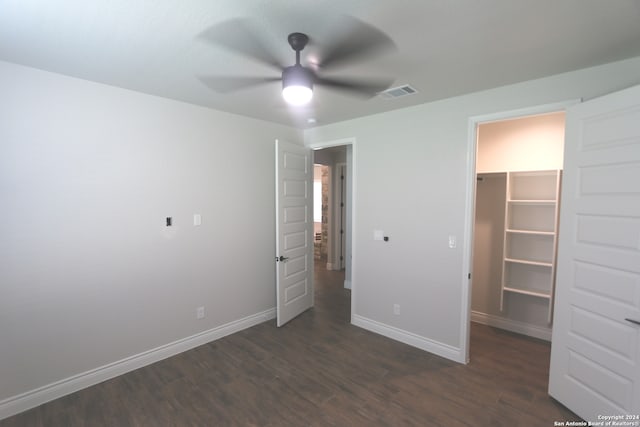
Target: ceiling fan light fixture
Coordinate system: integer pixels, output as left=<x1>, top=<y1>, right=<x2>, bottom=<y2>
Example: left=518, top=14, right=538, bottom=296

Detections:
left=282, top=85, right=313, bottom=106
left=282, top=65, right=313, bottom=106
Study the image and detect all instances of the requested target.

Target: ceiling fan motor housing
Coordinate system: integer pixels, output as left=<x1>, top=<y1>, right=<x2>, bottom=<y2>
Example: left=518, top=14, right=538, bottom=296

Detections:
left=282, top=65, right=314, bottom=90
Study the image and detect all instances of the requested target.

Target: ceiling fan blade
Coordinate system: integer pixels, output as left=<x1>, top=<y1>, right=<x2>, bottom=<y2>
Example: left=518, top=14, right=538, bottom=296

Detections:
left=317, top=16, right=396, bottom=70
left=199, top=75, right=281, bottom=93
left=199, top=18, right=284, bottom=71
left=315, top=76, right=394, bottom=98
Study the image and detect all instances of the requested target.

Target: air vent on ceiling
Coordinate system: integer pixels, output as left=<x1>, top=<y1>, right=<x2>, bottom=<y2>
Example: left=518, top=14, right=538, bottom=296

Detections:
left=378, top=84, right=418, bottom=100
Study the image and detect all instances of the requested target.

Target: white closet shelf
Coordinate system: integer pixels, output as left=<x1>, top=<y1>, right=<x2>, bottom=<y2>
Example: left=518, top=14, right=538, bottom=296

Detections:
left=503, top=287, right=552, bottom=299
left=505, top=257, right=553, bottom=267
left=506, top=229, right=555, bottom=236
left=507, top=199, right=556, bottom=205
left=500, top=169, right=561, bottom=324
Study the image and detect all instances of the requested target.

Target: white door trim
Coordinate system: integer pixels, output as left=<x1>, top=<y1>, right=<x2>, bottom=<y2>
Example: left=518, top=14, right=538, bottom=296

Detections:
left=307, top=137, right=356, bottom=321
left=461, top=100, right=580, bottom=363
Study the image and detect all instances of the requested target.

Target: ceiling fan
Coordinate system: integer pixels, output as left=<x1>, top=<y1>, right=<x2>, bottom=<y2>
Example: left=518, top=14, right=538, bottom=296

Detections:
left=198, top=17, right=396, bottom=106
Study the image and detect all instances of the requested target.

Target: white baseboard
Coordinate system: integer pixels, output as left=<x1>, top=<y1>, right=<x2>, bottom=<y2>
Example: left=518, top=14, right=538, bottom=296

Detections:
left=352, top=314, right=465, bottom=363
left=0, top=308, right=276, bottom=421
left=471, top=311, right=552, bottom=341
left=344, top=279, right=351, bottom=290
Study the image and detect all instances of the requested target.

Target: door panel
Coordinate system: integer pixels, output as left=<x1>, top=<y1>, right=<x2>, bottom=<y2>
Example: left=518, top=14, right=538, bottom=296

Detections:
left=275, top=140, right=313, bottom=327
left=549, top=85, right=640, bottom=420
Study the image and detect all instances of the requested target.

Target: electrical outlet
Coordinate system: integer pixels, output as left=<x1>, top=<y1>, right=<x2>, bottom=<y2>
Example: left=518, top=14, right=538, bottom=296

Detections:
left=196, top=306, right=205, bottom=320
left=393, top=304, right=400, bottom=315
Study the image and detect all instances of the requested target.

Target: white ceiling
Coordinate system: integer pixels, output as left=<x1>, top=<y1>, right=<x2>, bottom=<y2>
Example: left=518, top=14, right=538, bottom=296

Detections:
left=2, top=0, right=640, bottom=129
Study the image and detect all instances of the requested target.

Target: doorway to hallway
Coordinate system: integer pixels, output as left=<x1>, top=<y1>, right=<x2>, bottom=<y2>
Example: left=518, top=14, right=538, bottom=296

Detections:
left=313, top=260, right=349, bottom=324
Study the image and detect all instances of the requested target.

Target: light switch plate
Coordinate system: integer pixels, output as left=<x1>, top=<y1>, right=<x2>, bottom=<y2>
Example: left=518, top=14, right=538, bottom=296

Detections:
left=194, top=214, right=202, bottom=226
left=374, top=230, right=384, bottom=241
left=448, top=235, right=456, bottom=248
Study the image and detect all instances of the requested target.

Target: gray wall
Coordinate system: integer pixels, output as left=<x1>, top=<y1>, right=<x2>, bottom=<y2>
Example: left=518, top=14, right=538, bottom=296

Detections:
left=0, top=60, right=301, bottom=404
left=304, top=56, right=640, bottom=361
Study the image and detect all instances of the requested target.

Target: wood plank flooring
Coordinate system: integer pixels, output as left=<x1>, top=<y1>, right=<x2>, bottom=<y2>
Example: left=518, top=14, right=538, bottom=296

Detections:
left=1, top=265, right=581, bottom=426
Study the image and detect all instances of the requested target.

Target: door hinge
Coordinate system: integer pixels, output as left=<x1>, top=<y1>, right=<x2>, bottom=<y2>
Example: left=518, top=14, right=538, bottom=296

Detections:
left=340, top=229, right=344, bottom=234
left=468, top=273, right=471, bottom=279
left=340, top=256, right=343, bottom=261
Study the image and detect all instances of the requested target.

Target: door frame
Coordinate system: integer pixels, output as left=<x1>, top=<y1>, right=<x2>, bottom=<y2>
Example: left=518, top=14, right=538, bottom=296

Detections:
left=461, top=100, right=580, bottom=363
left=307, top=137, right=356, bottom=320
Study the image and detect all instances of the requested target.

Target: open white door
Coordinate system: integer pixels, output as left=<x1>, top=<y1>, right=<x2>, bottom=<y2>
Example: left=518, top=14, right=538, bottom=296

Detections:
left=275, top=139, right=314, bottom=327
left=549, top=85, right=640, bottom=421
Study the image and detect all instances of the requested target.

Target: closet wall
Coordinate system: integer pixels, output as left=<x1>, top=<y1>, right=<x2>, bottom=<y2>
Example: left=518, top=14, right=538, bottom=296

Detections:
left=471, top=112, right=565, bottom=340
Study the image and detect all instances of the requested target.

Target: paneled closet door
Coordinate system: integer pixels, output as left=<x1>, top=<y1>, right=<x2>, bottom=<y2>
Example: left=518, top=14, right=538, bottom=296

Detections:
left=549, top=85, right=640, bottom=420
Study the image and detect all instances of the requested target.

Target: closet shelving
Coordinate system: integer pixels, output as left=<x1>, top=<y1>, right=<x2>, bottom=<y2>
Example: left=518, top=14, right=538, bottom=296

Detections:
left=500, top=170, right=561, bottom=323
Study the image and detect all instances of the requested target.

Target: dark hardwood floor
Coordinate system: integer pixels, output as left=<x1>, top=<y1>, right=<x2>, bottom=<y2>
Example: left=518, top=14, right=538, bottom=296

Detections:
left=2, top=264, right=580, bottom=426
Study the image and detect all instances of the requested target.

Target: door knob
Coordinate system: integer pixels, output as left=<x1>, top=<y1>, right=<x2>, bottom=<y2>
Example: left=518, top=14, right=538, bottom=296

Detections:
left=625, top=318, right=640, bottom=326
left=276, top=255, right=289, bottom=262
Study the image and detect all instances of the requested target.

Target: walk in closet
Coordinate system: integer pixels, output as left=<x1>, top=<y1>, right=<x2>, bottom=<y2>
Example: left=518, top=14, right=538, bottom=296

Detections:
left=471, top=112, right=565, bottom=340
